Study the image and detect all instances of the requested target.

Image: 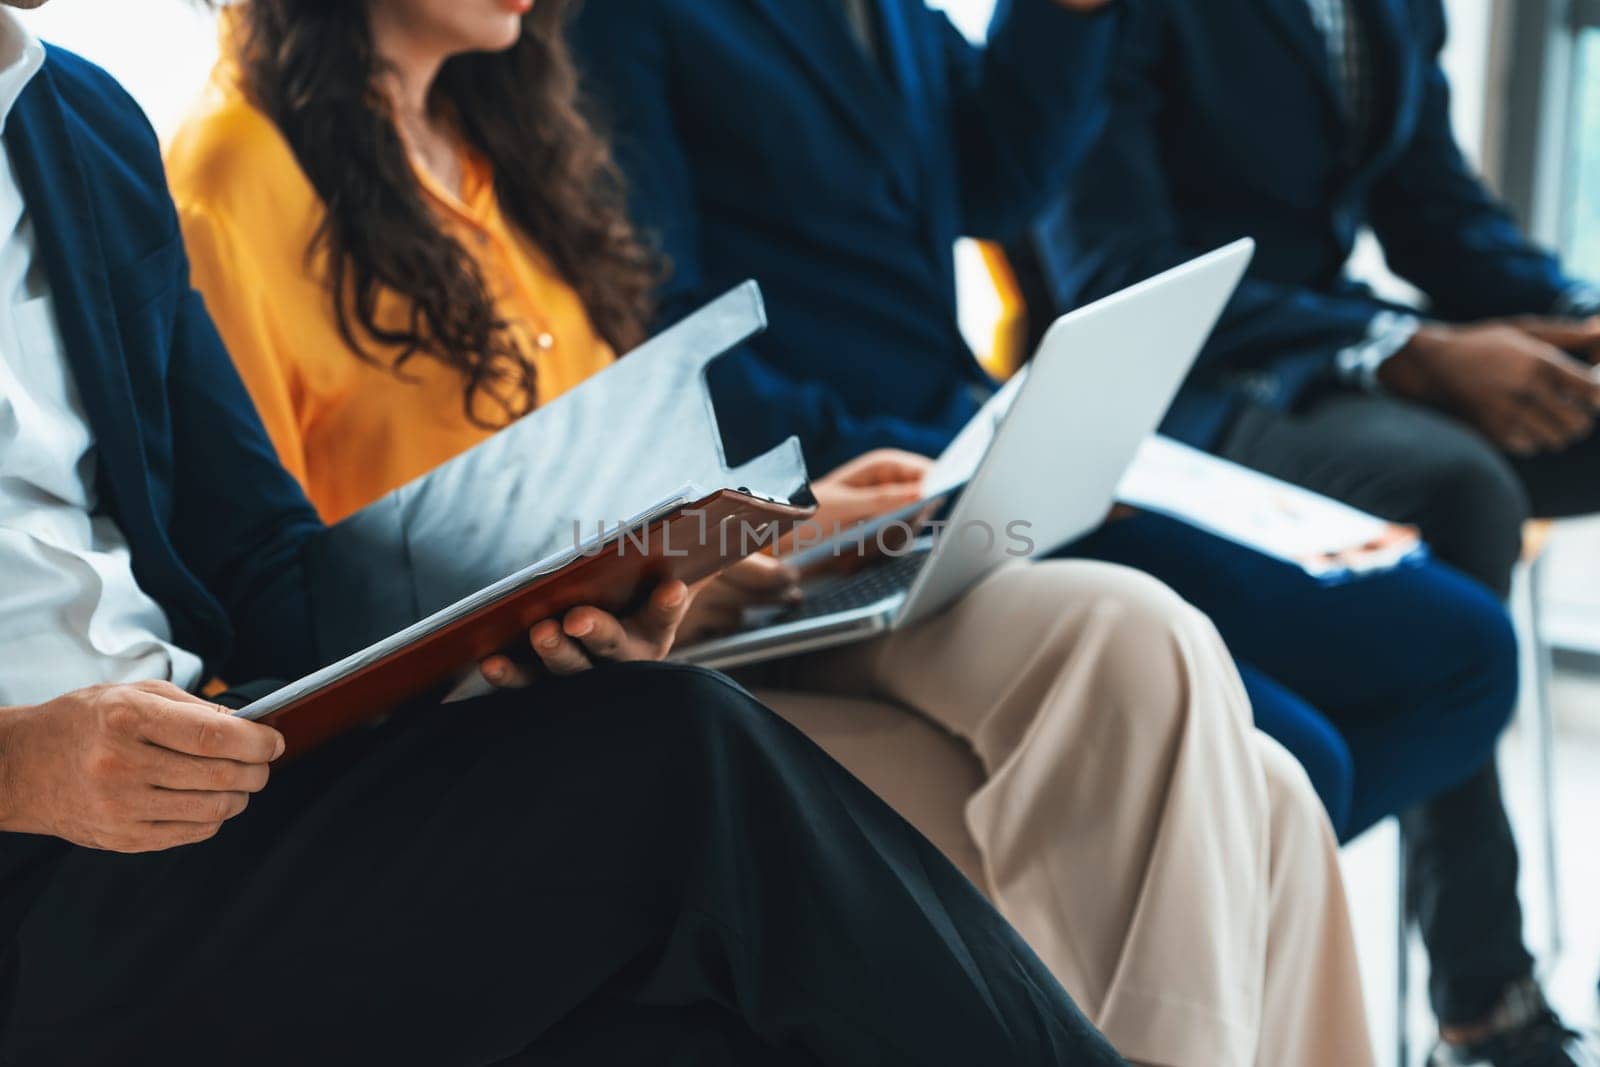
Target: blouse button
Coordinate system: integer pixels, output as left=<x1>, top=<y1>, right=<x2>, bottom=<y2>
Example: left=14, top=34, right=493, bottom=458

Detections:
left=535, top=332, right=556, bottom=351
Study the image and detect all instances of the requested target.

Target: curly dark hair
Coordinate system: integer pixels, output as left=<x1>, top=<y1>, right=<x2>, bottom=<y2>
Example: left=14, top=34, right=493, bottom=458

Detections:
left=227, top=0, right=656, bottom=427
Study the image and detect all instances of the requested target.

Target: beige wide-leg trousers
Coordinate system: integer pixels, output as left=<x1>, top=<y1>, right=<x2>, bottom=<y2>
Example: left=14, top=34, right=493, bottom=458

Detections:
left=751, top=560, right=1375, bottom=1067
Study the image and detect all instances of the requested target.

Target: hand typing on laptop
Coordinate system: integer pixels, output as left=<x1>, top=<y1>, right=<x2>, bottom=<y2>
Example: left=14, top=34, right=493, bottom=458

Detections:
left=785, top=450, right=935, bottom=571
left=680, top=450, right=935, bottom=643
left=800, top=450, right=934, bottom=539
left=675, top=242, right=1258, bottom=672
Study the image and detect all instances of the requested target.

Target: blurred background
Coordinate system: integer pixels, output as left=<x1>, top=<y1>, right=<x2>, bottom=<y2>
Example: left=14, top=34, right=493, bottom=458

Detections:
left=15, top=0, right=1596, bottom=262
left=18, top=2, right=1600, bottom=1063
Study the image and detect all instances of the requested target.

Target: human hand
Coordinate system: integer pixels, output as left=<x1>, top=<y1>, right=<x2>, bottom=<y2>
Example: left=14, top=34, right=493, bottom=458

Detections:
left=785, top=449, right=935, bottom=569
left=805, top=450, right=933, bottom=538
left=1505, top=315, right=1600, bottom=365
left=479, top=580, right=693, bottom=683
left=0, top=681, right=282, bottom=853
left=1379, top=322, right=1600, bottom=455
left=678, top=555, right=803, bottom=646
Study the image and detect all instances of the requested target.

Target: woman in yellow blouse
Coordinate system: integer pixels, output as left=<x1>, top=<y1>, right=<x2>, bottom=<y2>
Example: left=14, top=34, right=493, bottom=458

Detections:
left=169, top=9, right=627, bottom=524
left=167, top=3, right=1374, bottom=1063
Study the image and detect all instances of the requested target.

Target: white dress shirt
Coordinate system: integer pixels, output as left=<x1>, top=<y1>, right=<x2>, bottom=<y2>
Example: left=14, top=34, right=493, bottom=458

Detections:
left=0, top=10, right=202, bottom=708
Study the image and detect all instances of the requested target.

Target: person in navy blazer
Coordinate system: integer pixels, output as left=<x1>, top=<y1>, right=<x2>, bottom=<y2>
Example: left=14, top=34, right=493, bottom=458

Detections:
left=1030, top=0, right=1596, bottom=1061
left=569, top=1, right=1569, bottom=1063
left=1032, top=0, right=1600, bottom=599
left=0, top=31, right=1130, bottom=1067
left=575, top=0, right=1119, bottom=474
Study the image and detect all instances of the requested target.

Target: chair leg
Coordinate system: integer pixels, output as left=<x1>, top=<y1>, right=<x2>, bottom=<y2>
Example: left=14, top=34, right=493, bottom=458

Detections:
left=1526, top=553, right=1563, bottom=961
left=1397, top=824, right=1412, bottom=1067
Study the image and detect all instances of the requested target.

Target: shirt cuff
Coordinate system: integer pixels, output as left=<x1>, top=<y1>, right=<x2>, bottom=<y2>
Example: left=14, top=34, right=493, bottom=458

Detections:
left=1553, top=283, right=1600, bottom=319
left=1334, top=310, right=1421, bottom=391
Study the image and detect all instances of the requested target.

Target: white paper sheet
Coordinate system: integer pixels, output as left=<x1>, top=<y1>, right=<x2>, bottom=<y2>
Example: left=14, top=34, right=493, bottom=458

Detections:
left=1116, top=436, right=1425, bottom=579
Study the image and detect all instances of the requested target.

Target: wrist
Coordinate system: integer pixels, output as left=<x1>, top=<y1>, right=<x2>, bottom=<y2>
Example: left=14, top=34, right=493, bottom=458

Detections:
left=0, top=706, right=25, bottom=829
left=1379, top=322, right=1454, bottom=399
left=1336, top=311, right=1420, bottom=391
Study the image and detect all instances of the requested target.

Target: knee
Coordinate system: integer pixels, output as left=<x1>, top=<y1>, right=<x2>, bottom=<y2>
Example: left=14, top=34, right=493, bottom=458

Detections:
left=1437, top=579, right=1520, bottom=755
left=1047, top=562, right=1257, bottom=750
left=1073, top=560, right=1205, bottom=625
left=1415, top=446, right=1530, bottom=596
left=1289, top=734, right=1354, bottom=839
left=558, top=663, right=780, bottom=770
left=1243, top=670, right=1354, bottom=835
left=563, top=664, right=829, bottom=825
left=615, top=663, right=772, bottom=740
left=1257, top=735, right=1341, bottom=868
left=1092, top=565, right=1247, bottom=720
left=1059, top=562, right=1225, bottom=665
left=985, top=561, right=1229, bottom=696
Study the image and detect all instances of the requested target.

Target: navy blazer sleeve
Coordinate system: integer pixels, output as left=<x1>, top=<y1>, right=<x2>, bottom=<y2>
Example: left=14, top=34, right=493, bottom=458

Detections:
left=30, top=48, right=334, bottom=685
left=1031, top=0, right=1387, bottom=402
left=165, top=279, right=329, bottom=684
left=1366, top=3, right=1581, bottom=319
left=948, top=0, right=1118, bottom=239
left=573, top=0, right=957, bottom=469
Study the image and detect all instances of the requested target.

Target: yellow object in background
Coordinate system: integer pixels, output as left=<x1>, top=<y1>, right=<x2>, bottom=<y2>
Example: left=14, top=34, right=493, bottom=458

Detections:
left=955, top=238, right=1028, bottom=382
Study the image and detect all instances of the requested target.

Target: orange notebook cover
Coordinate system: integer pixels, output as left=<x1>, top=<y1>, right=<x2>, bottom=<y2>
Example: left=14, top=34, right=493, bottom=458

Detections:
left=238, top=489, right=811, bottom=759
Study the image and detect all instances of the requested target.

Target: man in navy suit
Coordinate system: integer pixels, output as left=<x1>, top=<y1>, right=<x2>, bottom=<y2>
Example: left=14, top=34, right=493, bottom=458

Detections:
left=578, top=0, right=1120, bottom=473
left=0, top=7, right=1131, bottom=1064
left=1032, top=0, right=1600, bottom=599
left=1032, top=1, right=1599, bottom=1062
left=571, top=1, right=1577, bottom=1064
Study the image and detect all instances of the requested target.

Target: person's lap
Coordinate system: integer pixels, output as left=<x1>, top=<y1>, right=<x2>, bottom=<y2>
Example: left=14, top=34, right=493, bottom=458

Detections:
left=748, top=687, right=990, bottom=888
left=1209, top=387, right=1600, bottom=1017
left=3, top=667, right=738, bottom=1065
left=1216, top=388, right=1600, bottom=597
left=495, top=999, right=817, bottom=1067
left=3, top=663, right=1113, bottom=1067
left=1064, top=512, right=1517, bottom=839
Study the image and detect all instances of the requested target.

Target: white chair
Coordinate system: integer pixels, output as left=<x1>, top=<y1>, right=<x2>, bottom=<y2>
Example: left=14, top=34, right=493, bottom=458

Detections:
left=1394, top=521, right=1563, bottom=1067
left=1513, top=520, right=1562, bottom=963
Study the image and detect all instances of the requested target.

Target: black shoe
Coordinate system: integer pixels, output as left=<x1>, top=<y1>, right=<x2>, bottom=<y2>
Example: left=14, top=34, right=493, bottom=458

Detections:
left=1429, top=979, right=1594, bottom=1067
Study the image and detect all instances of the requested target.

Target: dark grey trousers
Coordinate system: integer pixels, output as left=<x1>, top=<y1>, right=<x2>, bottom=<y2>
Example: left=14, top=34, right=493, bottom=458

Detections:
left=1220, top=388, right=1600, bottom=1024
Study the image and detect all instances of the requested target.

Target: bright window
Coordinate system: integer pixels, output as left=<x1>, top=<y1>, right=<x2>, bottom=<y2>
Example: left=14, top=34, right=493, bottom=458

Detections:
left=1565, top=27, right=1600, bottom=277
left=16, top=0, right=219, bottom=140
left=927, top=0, right=996, bottom=43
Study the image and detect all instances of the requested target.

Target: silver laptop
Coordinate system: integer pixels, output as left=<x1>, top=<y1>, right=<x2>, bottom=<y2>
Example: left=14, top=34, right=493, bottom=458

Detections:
left=675, top=240, right=1254, bottom=671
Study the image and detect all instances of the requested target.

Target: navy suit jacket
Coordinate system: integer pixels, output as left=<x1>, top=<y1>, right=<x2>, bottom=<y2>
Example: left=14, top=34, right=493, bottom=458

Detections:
left=1030, top=0, right=1589, bottom=448
left=6, top=47, right=337, bottom=685
left=572, top=0, right=1116, bottom=474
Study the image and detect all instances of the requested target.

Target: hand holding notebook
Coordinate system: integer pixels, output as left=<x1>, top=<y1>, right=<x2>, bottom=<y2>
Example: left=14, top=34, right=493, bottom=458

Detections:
left=238, top=284, right=816, bottom=758
left=489, top=577, right=695, bottom=685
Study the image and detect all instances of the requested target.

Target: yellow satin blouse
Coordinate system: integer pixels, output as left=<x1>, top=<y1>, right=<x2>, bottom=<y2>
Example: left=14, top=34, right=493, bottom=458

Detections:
left=166, top=74, right=616, bottom=523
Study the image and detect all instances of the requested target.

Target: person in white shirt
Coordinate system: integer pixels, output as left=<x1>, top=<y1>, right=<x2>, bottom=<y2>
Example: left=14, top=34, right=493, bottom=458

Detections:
left=0, top=6, right=1136, bottom=1064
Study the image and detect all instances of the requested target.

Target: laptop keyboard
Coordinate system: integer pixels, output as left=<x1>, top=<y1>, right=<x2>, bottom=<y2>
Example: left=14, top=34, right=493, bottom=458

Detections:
left=774, top=548, right=932, bottom=624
